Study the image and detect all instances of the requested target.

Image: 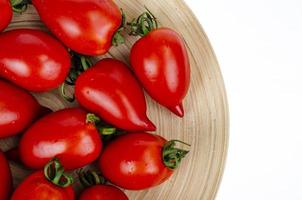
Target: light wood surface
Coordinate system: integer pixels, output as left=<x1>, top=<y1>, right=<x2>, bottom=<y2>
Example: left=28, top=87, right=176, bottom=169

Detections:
left=0, top=1, right=229, bottom=199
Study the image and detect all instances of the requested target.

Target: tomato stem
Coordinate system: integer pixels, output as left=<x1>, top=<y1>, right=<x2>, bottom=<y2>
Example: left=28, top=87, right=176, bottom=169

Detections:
left=44, top=158, right=73, bottom=188
left=112, top=9, right=126, bottom=46
left=77, top=169, right=106, bottom=188
left=127, top=7, right=158, bottom=37
left=162, top=140, right=190, bottom=169
left=60, top=52, right=93, bottom=102
left=10, top=0, right=30, bottom=13
left=86, top=113, right=118, bottom=136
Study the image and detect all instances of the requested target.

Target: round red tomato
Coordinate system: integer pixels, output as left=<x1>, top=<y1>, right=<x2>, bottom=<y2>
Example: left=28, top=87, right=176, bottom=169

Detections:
left=11, top=159, right=74, bottom=200
left=32, top=0, right=122, bottom=56
left=0, top=0, right=12, bottom=32
left=75, top=58, right=155, bottom=131
left=99, top=132, right=189, bottom=190
left=0, top=79, right=41, bottom=138
left=19, top=108, right=102, bottom=170
left=80, top=185, right=128, bottom=200
left=130, top=27, right=190, bottom=117
left=0, top=29, right=71, bottom=92
left=0, top=150, right=12, bottom=200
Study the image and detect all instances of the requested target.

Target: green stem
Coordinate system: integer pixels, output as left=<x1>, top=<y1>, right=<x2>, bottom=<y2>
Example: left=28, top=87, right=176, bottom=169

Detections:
left=59, top=83, right=75, bottom=102
left=127, top=7, right=158, bottom=37
left=10, top=0, right=30, bottom=13
left=162, top=140, right=190, bottom=169
left=77, top=169, right=106, bottom=188
left=44, top=158, right=73, bottom=188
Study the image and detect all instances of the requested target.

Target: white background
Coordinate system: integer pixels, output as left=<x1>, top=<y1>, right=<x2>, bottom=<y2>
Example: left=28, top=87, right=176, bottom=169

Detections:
left=184, top=0, right=302, bottom=199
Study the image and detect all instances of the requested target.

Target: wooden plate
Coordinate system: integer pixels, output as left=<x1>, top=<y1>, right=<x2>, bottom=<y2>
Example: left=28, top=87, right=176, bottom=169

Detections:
left=0, top=0, right=229, bottom=199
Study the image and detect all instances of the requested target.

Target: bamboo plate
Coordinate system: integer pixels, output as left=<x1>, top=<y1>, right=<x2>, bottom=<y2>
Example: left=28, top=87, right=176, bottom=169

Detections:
left=0, top=0, right=229, bottom=199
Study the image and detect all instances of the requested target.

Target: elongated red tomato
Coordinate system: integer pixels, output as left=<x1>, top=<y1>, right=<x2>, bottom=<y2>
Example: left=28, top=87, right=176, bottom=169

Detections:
left=130, top=27, right=190, bottom=117
left=99, top=132, right=189, bottom=190
left=11, top=159, right=74, bottom=200
left=0, top=150, right=12, bottom=200
left=32, top=0, right=122, bottom=56
left=19, top=108, right=102, bottom=170
left=80, top=185, right=128, bottom=200
left=75, top=58, right=155, bottom=131
left=0, top=79, right=41, bottom=138
left=0, top=0, right=12, bottom=32
left=0, top=29, right=71, bottom=92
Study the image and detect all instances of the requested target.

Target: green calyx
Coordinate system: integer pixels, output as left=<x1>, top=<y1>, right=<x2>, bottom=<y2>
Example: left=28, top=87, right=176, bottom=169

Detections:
left=10, top=0, right=30, bottom=13
left=127, top=7, right=158, bottom=37
left=59, top=52, right=93, bottom=103
left=77, top=169, right=106, bottom=188
left=86, top=113, right=117, bottom=136
left=112, top=9, right=126, bottom=46
left=162, top=140, right=190, bottom=170
left=44, top=158, right=73, bottom=188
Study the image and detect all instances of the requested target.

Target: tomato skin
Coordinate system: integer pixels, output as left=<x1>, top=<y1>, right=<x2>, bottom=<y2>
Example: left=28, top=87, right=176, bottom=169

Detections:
left=75, top=58, right=156, bottom=131
left=32, top=0, right=121, bottom=56
left=0, top=0, right=12, bottom=32
left=19, top=108, right=102, bottom=170
left=0, top=29, right=71, bottom=92
left=80, top=185, right=128, bottom=200
left=11, top=171, right=74, bottom=200
left=0, top=150, right=12, bottom=200
left=99, top=132, right=173, bottom=190
left=130, top=28, right=190, bottom=117
left=0, top=79, right=41, bottom=138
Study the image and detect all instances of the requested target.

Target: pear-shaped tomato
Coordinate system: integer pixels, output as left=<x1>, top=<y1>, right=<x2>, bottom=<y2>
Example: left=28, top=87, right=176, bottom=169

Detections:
left=0, top=79, right=41, bottom=138
left=19, top=108, right=102, bottom=170
left=75, top=58, right=156, bottom=131
left=32, top=0, right=122, bottom=56
left=0, top=0, right=12, bottom=32
left=0, top=29, right=71, bottom=92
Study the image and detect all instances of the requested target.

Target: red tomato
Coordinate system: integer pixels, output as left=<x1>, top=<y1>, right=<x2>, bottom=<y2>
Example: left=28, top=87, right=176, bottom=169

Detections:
left=0, top=0, right=12, bottom=32
left=75, top=58, right=156, bottom=131
left=0, top=79, right=41, bottom=138
left=80, top=185, right=128, bottom=200
left=0, top=29, right=71, bottom=92
left=32, top=0, right=122, bottom=56
left=11, top=160, right=74, bottom=200
left=99, top=132, right=189, bottom=190
left=19, top=108, right=102, bottom=170
left=130, top=28, right=190, bottom=117
left=0, top=150, right=12, bottom=200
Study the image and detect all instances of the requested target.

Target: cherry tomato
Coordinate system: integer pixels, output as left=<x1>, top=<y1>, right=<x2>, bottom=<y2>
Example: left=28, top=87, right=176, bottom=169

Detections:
left=0, top=0, right=12, bottom=32
left=80, top=185, right=128, bottom=200
left=11, top=159, right=74, bottom=200
left=75, top=58, right=156, bottom=131
left=0, top=79, right=41, bottom=138
left=0, top=29, right=71, bottom=92
left=130, top=27, right=190, bottom=117
left=19, top=108, right=102, bottom=170
left=32, top=0, right=122, bottom=56
left=99, top=132, right=189, bottom=190
left=0, top=150, right=12, bottom=200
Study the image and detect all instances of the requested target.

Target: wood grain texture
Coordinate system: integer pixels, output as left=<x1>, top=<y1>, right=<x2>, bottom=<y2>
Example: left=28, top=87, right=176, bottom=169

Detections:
left=0, top=1, right=229, bottom=199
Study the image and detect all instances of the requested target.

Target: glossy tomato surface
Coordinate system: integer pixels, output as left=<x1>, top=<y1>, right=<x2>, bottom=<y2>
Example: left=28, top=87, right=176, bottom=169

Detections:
left=32, top=0, right=122, bottom=56
left=80, top=185, right=128, bottom=200
left=0, top=150, right=12, bottom=200
left=99, top=132, right=173, bottom=190
left=130, top=28, right=190, bottom=117
left=0, top=79, right=41, bottom=138
left=11, top=171, right=74, bottom=200
left=0, top=29, right=71, bottom=92
left=0, top=0, right=12, bottom=32
left=75, top=58, right=155, bottom=131
left=20, top=108, right=102, bottom=170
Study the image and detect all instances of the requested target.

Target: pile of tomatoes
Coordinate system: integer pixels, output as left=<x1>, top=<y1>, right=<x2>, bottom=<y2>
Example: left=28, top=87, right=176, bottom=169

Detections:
left=0, top=0, right=191, bottom=199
